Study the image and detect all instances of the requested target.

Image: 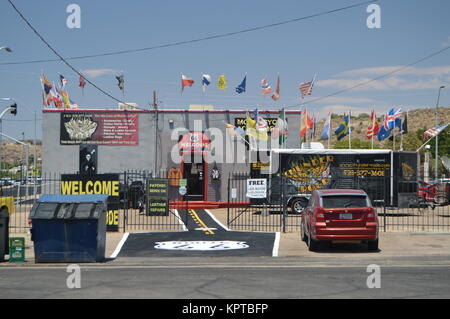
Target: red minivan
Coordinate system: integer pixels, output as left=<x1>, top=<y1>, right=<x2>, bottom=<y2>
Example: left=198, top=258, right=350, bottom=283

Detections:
left=301, top=189, right=379, bottom=252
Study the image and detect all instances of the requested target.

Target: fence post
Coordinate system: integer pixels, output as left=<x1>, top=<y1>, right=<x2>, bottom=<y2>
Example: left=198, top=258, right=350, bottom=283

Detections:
left=123, top=171, right=127, bottom=233
left=282, top=175, right=286, bottom=233
left=227, top=172, right=230, bottom=229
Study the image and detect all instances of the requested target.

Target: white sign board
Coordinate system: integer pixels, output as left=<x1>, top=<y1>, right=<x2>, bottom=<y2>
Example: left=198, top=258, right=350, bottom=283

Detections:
left=231, top=188, right=237, bottom=199
left=246, top=178, right=267, bottom=199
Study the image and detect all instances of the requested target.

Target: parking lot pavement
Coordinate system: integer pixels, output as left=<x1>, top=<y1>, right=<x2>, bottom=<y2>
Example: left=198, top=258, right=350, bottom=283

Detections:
left=280, top=231, right=450, bottom=258
left=4, top=229, right=450, bottom=266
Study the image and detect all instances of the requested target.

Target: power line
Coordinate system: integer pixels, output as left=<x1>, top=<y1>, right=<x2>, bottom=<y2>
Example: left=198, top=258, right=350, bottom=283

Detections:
left=284, top=44, right=450, bottom=110
left=1, top=0, right=379, bottom=66
left=6, top=0, right=137, bottom=109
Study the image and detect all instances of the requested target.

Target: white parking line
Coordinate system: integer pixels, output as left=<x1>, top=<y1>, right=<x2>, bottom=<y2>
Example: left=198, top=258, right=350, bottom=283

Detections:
left=109, top=233, right=129, bottom=259
left=204, top=209, right=281, bottom=257
left=173, top=209, right=188, bottom=231
left=272, top=232, right=281, bottom=257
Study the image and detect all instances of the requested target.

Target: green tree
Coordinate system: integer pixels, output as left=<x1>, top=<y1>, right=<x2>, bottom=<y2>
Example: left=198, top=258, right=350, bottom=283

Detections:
left=334, top=137, right=380, bottom=149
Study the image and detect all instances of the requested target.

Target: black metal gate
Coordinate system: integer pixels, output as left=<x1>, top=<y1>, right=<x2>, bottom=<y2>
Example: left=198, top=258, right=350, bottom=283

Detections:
left=227, top=173, right=301, bottom=232
left=122, top=171, right=189, bottom=232
left=227, top=173, right=450, bottom=233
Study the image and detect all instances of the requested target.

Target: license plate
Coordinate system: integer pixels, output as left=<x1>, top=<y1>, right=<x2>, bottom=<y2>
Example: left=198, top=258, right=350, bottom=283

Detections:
left=340, top=213, right=352, bottom=220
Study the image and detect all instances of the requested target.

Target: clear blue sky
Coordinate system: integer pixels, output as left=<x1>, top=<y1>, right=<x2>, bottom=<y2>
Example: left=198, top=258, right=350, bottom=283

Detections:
left=0, top=0, right=449, bottom=140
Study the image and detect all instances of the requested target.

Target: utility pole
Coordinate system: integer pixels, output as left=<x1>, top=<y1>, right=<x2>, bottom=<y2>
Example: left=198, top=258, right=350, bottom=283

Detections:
left=435, top=86, right=445, bottom=180
left=153, top=90, right=158, bottom=176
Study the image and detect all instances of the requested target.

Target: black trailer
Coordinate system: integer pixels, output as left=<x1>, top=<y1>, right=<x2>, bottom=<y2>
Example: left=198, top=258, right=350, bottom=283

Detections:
left=250, top=149, right=419, bottom=211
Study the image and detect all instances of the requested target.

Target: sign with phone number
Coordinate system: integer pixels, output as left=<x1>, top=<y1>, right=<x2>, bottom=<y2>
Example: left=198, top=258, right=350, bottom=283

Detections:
left=343, top=169, right=385, bottom=177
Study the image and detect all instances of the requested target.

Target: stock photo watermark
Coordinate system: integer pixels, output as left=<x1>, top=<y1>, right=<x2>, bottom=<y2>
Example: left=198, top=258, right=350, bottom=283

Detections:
left=366, top=264, right=381, bottom=289
left=66, top=4, right=81, bottom=29
left=66, top=264, right=81, bottom=289
left=367, top=3, right=381, bottom=29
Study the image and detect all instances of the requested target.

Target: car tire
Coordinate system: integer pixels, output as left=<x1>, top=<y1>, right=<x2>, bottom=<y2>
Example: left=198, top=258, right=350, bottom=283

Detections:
left=307, top=234, right=320, bottom=252
left=367, top=239, right=379, bottom=252
left=291, top=199, right=306, bottom=214
left=300, top=223, right=307, bottom=242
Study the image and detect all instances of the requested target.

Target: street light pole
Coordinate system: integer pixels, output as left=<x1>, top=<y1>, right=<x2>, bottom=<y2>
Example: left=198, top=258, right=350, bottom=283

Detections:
left=435, top=85, right=445, bottom=180
left=0, top=46, right=12, bottom=53
left=0, top=99, right=14, bottom=175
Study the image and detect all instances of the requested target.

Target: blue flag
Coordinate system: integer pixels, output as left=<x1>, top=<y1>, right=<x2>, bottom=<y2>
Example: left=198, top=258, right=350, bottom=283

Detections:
left=377, top=125, right=392, bottom=141
left=335, top=113, right=350, bottom=141
left=320, top=114, right=331, bottom=140
left=236, top=75, right=246, bottom=94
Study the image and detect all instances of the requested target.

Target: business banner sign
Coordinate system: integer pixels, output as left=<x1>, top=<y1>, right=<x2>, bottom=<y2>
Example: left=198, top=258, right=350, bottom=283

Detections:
left=246, top=178, right=267, bottom=199
left=61, top=173, right=121, bottom=232
left=60, top=112, right=138, bottom=146
left=147, top=179, right=169, bottom=216
left=234, top=118, right=278, bottom=132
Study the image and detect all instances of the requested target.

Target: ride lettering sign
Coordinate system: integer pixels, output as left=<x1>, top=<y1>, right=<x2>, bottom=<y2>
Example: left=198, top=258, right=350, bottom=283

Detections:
left=147, top=179, right=169, bottom=216
left=61, top=174, right=121, bottom=232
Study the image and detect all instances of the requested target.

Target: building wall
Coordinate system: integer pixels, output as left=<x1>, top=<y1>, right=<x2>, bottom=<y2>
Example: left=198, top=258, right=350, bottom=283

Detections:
left=42, top=109, right=302, bottom=201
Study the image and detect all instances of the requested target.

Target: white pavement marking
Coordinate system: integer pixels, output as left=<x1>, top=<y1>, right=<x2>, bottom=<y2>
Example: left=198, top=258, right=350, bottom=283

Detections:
left=272, top=232, right=281, bottom=257
left=173, top=209, right=188, bottom=231
left=110, top=233, right=129, bottom=259
left=204, top=209, right=230, bottom=231
left=204, top=209, right=280, bottom=257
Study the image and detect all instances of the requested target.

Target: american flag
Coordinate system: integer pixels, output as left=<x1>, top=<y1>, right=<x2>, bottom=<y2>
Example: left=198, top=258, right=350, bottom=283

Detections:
left=423, top=123, right=450, bottom=140
left=299, top=81, right=313, bottom=99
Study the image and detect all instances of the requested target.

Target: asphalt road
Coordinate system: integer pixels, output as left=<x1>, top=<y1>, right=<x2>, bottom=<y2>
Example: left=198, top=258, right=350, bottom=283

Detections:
left=1, top=256, right=450, bottom=299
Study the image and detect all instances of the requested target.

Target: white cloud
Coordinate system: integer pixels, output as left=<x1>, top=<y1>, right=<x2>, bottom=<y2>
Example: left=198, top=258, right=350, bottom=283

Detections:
left=314, top=96, right=374, bottom=104
left=317, top=64, right=450, bottom=91
left=82, top=69, right=120, bottom=78
left=341, top=65, right=450, bottom=77
left=442, top=36, right=450, bottom=47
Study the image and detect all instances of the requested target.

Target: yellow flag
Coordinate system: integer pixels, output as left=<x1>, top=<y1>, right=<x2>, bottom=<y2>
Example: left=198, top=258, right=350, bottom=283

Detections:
left=218, top=75, right=227, bottom=90
left=245, top=111, right=268, bottom=141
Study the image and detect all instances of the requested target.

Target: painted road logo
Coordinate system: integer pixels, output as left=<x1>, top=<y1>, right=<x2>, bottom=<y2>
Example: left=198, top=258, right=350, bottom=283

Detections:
left=154, top=241, right=249, bottom=251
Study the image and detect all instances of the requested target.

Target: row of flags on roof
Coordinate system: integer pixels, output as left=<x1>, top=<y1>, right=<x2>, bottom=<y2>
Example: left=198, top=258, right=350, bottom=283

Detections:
left=181, top=73, right=316, bottom=100
left=224, top=107, right=449, bottom=149
left=40, top=72, right=84, bottom=109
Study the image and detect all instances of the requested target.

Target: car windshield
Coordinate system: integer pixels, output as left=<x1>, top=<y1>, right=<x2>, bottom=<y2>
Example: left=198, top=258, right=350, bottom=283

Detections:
left=321, top=195, right=368, bottom=208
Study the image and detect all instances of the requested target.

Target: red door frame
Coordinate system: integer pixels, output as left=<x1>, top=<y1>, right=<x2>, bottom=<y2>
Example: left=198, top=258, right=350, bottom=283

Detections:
left=180, top=150, right=209, bottom=202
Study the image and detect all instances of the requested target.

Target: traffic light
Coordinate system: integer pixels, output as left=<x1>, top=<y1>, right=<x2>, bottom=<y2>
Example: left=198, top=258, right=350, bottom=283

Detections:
left=10, top=103, right=17, bottom=116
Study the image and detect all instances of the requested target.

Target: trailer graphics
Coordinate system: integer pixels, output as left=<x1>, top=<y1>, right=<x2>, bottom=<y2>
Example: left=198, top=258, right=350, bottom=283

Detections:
left=250, top=149, right=418, bottom=210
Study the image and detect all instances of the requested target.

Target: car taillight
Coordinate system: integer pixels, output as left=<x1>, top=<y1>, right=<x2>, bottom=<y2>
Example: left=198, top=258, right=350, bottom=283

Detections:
left=314, top=208, right=326, bottom=222
left=366, top=207, right=377, bottom=221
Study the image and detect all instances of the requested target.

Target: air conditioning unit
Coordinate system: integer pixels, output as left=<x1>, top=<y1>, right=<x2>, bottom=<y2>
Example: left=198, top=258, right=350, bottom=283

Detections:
left=118, top=102, right=138, bottom=110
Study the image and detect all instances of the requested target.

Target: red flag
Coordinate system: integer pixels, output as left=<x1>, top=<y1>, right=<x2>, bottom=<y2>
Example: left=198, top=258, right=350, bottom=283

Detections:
left=79, top=75, right=86, bottom=89
left=181, top=74, right=194, bottom=92
left=366, top=110, right=380, bottom=139
left=300, top=108, right=313, bottom=138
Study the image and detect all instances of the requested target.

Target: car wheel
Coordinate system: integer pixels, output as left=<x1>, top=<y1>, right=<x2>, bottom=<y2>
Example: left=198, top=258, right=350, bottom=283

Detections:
left=307, top=234, right=320, bottom=252
left=368, top=239, right=379, bottom=252
left=300, top=223, right=307, bottom=242
left=291, top=199, right=305, bottom=214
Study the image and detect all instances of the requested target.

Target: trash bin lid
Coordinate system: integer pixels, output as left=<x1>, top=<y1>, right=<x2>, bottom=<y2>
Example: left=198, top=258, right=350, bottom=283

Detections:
left=29, top=194, right=109, bottom=220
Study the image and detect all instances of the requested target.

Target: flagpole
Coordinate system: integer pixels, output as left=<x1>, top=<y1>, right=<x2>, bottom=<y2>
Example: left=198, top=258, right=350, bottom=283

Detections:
left=393, top=130, right=396, bottom=151
left=400, top=110, right=406, bottom=151
left=328, top=113, right=331, bottom=149
left=349, top=110, right=352, bottom=149
left=299, top=106, right=303, bottom=148
left=201, top=73, right=205, bottom=112
left=222, top=121, right=250, bottom=147
left=371, top=109, right=375, bottom=150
